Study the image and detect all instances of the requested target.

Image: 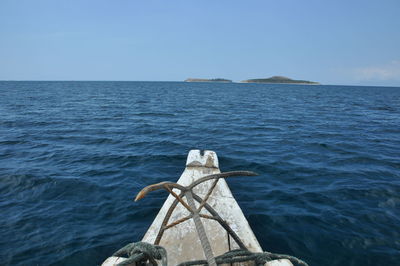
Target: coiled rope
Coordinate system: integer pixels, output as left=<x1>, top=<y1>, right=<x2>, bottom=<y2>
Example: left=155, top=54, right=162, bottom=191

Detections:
left=177, top=248, right=309, bottom=266
left=113, top=241, right=167, bottom=266
left=113, top=242, right=308, bottom=266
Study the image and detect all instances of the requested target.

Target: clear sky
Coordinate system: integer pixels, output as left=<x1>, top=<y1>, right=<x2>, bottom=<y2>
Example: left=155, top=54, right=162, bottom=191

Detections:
left=1, top=0, right=400, bottom=86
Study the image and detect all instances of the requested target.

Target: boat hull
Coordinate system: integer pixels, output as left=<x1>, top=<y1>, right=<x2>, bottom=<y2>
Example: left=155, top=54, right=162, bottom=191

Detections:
left=102, top=150, right=292, bottom=266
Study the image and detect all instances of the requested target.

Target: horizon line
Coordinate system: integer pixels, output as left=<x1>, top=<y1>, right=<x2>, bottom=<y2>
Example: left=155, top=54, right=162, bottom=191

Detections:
left=0, top=80, right=399, bottom=88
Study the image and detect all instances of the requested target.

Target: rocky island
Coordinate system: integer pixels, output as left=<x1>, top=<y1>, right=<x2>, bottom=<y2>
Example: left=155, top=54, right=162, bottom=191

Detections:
left=184, top=78, right=232, bottom=83
left=241, top=76, right=319, bottom=84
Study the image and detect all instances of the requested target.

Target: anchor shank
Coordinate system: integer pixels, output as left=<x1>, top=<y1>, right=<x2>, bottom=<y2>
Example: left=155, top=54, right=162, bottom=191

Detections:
left=185, top=191, right=217, bottom=266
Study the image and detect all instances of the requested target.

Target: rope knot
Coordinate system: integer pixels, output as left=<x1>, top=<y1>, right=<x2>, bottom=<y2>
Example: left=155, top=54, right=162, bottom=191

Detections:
left=113, top=241, right=167, bottom=266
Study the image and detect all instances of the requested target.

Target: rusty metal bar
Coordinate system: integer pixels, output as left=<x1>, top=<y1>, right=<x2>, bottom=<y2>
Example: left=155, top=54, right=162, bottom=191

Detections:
left=197, top=178, right=219, bottom=212
left=164, top=185, right=192, bottom=213
left=189, top=171, right=257, bottom=189
left=164, top=215, right=192, bottom=230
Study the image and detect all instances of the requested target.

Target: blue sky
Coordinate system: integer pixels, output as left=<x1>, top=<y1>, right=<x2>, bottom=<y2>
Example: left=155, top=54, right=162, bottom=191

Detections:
left=1, top=0, right=399, bottom=86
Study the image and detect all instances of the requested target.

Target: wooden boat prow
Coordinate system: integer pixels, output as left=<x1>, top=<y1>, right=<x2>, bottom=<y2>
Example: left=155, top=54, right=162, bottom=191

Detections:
left=103, top=150, right=292, bottom=266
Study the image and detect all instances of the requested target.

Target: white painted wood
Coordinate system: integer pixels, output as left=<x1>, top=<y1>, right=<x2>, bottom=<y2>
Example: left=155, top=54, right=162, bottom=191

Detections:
left=102, top=256, right=127, bottom=266
left=266, top=259, right=293, bottom=266
left=102, top=150, right=292, bottom=266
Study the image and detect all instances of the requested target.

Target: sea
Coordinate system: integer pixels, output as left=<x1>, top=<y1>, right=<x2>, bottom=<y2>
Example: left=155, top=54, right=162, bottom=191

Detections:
left=0, top=81, right=399, bottom=266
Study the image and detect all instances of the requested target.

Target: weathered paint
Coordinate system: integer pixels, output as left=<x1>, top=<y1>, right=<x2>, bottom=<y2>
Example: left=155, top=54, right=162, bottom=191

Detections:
left=102, top=150, right=292, bottom=266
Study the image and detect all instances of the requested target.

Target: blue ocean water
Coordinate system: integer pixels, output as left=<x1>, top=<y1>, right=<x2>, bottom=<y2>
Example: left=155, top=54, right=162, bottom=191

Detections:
left=0, top=81, right=399, bottom=266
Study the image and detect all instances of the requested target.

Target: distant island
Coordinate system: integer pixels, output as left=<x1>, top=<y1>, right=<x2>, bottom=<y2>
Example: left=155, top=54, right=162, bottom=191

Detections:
left=184, top=76, right=319, bottom=84
left=241, top=76, right=319, bottom=84
left=185, top=78, right=232, bottom=83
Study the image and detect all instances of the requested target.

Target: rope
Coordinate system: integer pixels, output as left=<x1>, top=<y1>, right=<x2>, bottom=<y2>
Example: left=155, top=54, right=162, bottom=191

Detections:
left=113, top=241, right=167, bottom=266
left=177, top=249, right=309, bottom=266
left=112, top=242, right=308, bottom=266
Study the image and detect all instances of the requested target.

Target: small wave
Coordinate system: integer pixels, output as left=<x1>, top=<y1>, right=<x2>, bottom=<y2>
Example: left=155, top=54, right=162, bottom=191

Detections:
left=133, top=112, right=176, bottom=117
